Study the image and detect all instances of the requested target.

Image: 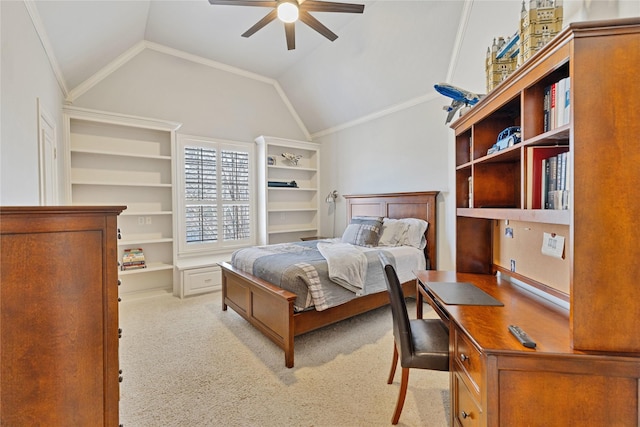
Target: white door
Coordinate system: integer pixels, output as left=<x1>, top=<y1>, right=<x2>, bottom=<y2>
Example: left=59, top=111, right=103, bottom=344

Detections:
left=38, top=99, right=57, bottom=205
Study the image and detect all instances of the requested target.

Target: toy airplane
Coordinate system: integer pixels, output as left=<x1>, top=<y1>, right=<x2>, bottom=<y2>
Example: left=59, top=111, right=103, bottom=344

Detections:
left=434, top=83, right=484, bottom=124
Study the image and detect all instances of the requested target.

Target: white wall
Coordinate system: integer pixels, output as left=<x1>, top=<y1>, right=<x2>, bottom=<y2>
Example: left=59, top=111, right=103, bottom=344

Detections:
left=1, top=1, right=65, bottom=205
left=72, top=48, right=308, bottom=143
left=315, top=99, right=454, bottom=269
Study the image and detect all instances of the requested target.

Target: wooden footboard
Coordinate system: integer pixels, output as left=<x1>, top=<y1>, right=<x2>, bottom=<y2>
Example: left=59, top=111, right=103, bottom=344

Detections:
left=220, top=261, right=416, bottom=368
left=220, top=261, right=297, bottom=367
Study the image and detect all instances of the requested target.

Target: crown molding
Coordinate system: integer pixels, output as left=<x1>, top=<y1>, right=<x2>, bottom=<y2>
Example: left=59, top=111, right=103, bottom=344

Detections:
left=144, top=42, right=275, bottom=85
left=23, top=0, right=69, bottom=97
left=66, top=41, right=147, bottom=103
left=310, top=92, right=439, bottom=139
left=272, top=82, right=312, bottom=141
left=447, top=0, right=474, bottom=82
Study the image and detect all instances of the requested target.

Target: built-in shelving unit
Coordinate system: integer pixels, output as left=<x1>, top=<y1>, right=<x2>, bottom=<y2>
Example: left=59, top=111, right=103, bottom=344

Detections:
left=64, top=106, right=182, bottom=296
left=255, top=136, right=320, bottom=244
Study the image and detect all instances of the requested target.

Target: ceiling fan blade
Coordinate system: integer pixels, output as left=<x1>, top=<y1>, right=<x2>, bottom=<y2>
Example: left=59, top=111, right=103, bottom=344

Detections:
left=284, top=22, right=295, bottom=50
left=208, top=0, right=277, bottom=7
left=300, top=0, right=364, bottom=14
left=299, top=10, right=338, bottom=41
left=241, top=9, right=278, bottom=37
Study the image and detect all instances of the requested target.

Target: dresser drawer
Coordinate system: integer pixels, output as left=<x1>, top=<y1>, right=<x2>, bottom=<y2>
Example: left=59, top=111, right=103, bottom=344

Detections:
left=453, top=373, right=482, bottom=427
left=454, top=326, right=483, bottom=396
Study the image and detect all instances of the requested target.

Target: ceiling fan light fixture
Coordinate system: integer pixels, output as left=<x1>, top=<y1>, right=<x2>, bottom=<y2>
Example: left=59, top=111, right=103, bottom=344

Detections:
left=277, top=1, right=299, bottom=23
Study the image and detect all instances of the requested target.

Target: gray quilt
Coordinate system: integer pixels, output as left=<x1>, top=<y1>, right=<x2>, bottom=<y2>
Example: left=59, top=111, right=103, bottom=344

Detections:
left=231, top=240, right=396, bottom=312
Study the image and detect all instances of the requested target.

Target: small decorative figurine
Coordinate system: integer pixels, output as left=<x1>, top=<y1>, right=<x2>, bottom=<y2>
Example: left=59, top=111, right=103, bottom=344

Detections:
left=281, top=152, right=302, bottom=166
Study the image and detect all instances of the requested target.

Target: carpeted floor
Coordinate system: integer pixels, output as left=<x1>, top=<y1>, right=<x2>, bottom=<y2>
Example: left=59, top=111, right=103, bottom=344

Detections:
left=119, top=291, right=450, bottom=426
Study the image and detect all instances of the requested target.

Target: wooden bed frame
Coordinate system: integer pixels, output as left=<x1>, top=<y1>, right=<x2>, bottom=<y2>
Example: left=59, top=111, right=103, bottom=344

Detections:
left=219, top=191, right=439, bottom=367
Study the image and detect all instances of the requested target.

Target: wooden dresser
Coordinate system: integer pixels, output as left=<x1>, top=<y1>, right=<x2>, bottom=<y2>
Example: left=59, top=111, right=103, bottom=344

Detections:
left=1, top=206, right=125, bottom=426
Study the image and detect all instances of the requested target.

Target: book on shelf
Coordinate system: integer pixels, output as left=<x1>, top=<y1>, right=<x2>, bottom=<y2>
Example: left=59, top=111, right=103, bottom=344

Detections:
left=563, top=78, right=570, bottom=125
left=543, top=77, right=570, bottom=132
left=543, top=151, right=570, bottom=210
left=543, top=86, right=550, bottom=132
left=122, top=248, right=146, bottom=271
left=121, top=261, right=147, bottom=271
left=526, top=146, right=569, bottom=209
left=550, top=83, right=557, bottom=130
left=268, top=180, right=298, bottom=188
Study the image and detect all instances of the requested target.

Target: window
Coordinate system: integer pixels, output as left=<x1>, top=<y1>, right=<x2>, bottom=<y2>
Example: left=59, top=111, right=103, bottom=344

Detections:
left=178, top=135, right=254, bottom=254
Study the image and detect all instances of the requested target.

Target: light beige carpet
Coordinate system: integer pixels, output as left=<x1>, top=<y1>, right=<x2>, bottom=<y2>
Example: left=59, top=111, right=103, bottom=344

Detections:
left=119, top=291, right=450, bottom=426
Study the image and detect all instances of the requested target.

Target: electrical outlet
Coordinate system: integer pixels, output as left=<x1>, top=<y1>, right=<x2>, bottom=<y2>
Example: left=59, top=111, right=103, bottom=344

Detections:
left=145, top=217, right=152, bottom=225
left=510, top=259, right=516, bottom=272
left=138, top=216, right=145, bottom=225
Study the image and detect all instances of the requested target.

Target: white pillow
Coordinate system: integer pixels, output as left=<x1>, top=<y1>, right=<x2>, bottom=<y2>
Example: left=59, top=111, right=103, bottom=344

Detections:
left=400, top=218, right=429, bottom=250
left=378, top=218, right=409, bottom=247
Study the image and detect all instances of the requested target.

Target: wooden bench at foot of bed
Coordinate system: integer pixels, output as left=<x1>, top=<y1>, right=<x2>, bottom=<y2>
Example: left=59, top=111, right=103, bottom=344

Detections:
left=220, top=261, right=416, bottom=368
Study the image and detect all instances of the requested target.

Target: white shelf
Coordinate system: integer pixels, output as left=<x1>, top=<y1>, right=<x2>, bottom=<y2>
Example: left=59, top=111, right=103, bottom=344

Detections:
left=267, top=187, right=317, bottom=192
left=268, top=208, right=317, bottom=213
left=71, top=181, right=172, bottom=188
left=268, top=227, right=318, bottom=235
left=119, top=262, right=174, bottom=275
left=120, top=210, right=173, bottom=216
left=118, top=237, right=173, bottom=246
left=71, top=148, right=171, bottom=161
left=268, top=165, right=316, bottom=172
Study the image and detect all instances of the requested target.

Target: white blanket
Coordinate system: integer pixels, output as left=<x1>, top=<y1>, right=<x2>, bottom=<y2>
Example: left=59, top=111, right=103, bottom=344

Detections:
left=316, top=241, right=367, bottom=294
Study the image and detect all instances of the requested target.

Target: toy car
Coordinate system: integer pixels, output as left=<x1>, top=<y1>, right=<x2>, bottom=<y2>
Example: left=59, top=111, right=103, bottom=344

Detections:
left=495, top=126, right=521, bottom=150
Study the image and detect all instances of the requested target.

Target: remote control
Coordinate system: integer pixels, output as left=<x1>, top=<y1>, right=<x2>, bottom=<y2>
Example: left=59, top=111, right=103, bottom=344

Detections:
left=508, top=325, right=536, bottom=348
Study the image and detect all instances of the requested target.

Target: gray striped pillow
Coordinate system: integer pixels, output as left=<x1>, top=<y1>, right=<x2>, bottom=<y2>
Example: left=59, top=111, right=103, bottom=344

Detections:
left=341, top=216, right=383, bottom=247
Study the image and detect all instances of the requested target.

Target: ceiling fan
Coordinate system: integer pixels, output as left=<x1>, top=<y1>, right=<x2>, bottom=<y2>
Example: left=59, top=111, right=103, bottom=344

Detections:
left=208, top=0, right=365, bottom=50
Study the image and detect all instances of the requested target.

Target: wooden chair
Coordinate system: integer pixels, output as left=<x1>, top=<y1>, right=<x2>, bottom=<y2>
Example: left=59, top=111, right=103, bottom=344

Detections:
left=379, top=253, right=450, bottom=425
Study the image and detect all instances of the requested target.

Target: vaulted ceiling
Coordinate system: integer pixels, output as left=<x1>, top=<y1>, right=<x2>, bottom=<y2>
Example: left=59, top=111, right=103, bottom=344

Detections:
left=31, top=1, right=537, bottom=135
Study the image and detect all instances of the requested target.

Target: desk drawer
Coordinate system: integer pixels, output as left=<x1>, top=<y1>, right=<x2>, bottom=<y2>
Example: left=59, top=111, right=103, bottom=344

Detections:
left=453, top=373, right=482, bottom=427
left=454, top=326, right=483, bottom=396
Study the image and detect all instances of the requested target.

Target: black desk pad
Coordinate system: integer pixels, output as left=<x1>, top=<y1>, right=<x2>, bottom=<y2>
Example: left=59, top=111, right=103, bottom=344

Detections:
left=425, top=282, right=504, bottom=306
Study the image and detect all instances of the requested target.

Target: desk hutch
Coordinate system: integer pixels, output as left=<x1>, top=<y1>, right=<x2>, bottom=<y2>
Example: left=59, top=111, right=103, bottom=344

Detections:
left=435, top=18, right=640, bottom=427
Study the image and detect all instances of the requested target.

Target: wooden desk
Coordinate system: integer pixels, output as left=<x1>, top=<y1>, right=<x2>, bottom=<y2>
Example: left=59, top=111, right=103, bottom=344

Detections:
left=415, top=271, right=640, bottom=427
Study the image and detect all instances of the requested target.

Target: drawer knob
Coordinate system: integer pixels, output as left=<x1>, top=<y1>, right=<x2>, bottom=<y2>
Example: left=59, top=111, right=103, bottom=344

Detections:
left=460, top=353, right=469, bottom=362
left=461, top=411, right=471, bottom=419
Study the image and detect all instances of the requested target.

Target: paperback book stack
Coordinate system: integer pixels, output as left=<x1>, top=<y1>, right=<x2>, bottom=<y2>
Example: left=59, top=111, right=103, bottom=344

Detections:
left=121, top=248, right=146, bottom=271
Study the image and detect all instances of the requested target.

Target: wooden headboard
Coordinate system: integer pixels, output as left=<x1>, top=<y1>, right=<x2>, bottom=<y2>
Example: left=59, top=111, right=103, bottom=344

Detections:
left=344, top=191, right=439, bottom=269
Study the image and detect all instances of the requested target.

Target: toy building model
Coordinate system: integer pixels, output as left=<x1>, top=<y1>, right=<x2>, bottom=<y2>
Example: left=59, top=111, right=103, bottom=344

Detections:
left=485, top=33, right=520, bottom=93
left=486, top=0, right=563, bottom=92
